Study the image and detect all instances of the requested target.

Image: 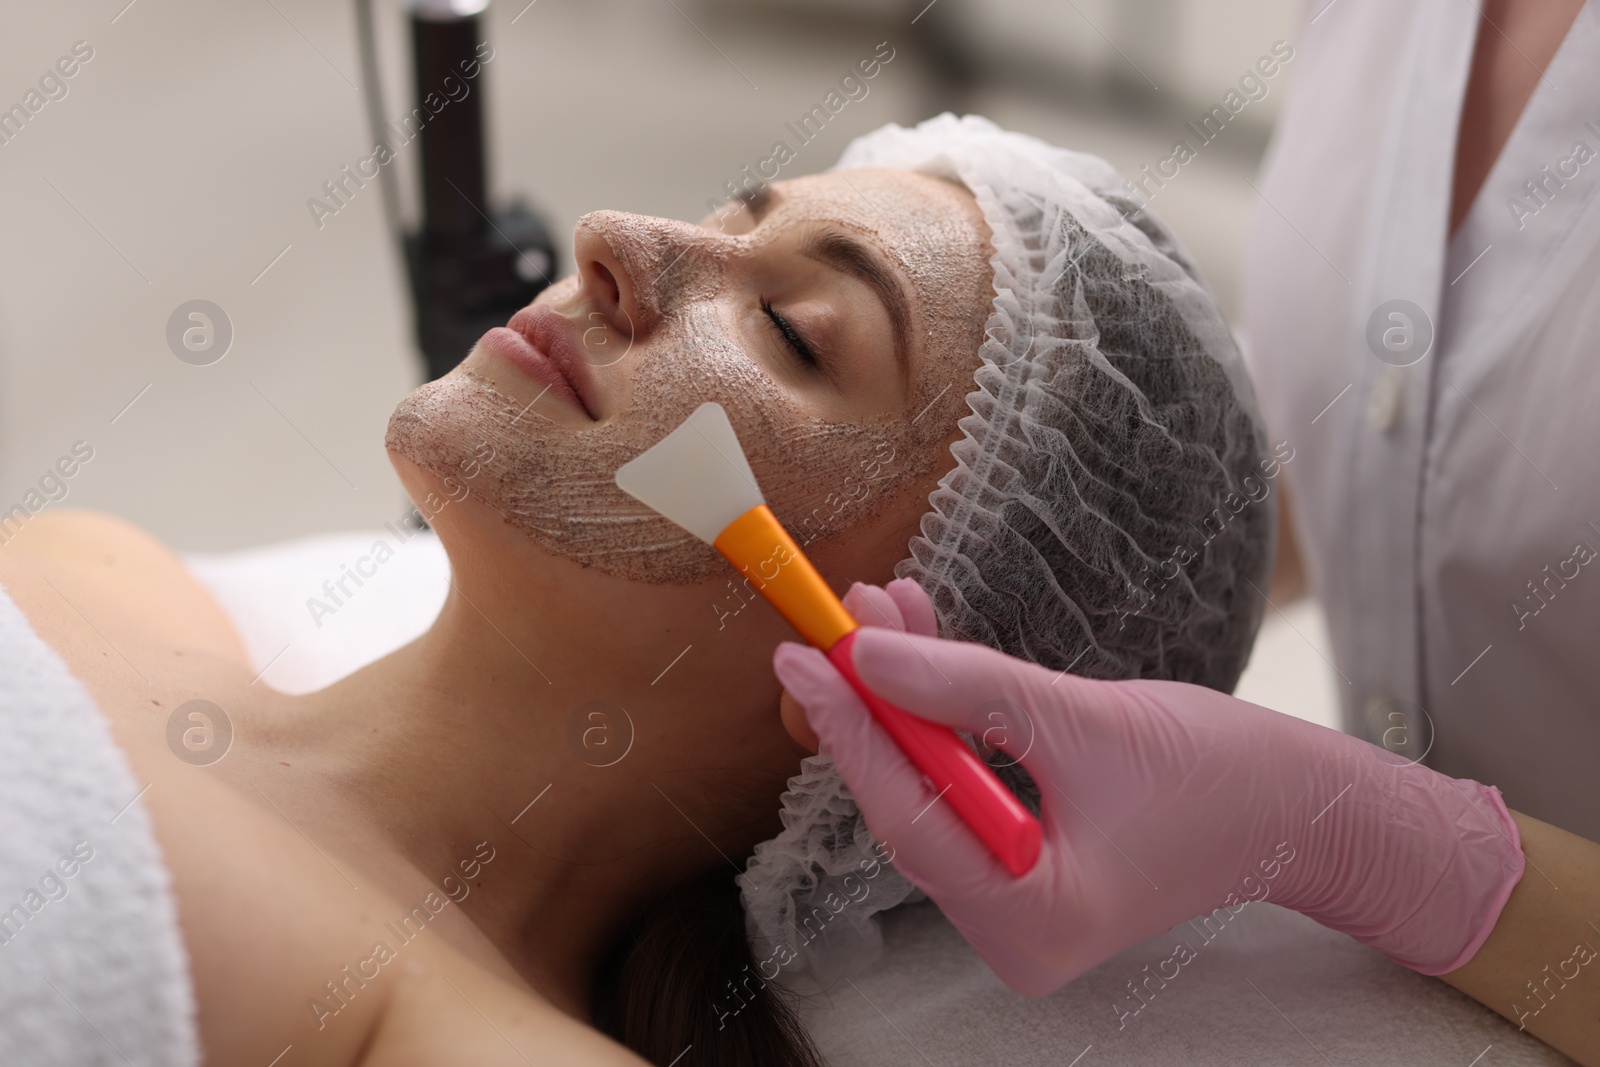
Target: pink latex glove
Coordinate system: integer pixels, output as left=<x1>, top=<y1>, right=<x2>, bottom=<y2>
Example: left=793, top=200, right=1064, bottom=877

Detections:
left=774, top=578, right=1526, bottom=996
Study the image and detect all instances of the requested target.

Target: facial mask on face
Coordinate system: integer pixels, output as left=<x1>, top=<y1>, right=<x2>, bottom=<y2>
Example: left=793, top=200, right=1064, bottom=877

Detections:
left=388, top=321, right=927, bottom=584
left=386, top=175, right=991, bottom=585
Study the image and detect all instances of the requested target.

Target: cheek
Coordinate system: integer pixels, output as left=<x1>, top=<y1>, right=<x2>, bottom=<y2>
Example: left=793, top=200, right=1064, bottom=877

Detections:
left=753, top=424, right=906, bottom=548
left=653, top=309, right=937, bottom=547
left=663, top=308, right=968, bottom=556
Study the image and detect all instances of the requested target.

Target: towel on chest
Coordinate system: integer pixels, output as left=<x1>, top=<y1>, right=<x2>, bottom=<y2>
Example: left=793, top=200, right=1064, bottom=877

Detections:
left=0, top=582, right=199, bottom=1066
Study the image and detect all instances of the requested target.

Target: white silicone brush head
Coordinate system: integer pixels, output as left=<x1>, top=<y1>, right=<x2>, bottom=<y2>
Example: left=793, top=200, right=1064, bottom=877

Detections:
left=614, top=402, right=767, bottom=544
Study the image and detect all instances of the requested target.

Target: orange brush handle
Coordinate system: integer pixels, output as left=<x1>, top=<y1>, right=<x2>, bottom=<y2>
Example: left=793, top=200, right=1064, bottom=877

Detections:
left=714, top=505, right=1041, bottom=877
left=714, top=505, right=856, bottom=648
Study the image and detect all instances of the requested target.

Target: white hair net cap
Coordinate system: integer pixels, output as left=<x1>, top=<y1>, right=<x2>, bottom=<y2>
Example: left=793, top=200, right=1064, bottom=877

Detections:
left=739, top=114, right=1275, bottom=991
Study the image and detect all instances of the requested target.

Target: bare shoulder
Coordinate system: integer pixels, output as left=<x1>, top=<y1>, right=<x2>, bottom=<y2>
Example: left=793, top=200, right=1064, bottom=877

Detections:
left=366, top=957, right=652, bottom=1066
left=108, top=720, right=648, bottom=1067
left=0, top=508, right=248, bottom=665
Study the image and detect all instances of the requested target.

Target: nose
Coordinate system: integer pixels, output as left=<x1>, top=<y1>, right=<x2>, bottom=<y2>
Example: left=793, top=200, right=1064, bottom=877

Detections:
left=573, top=214, right=633, bottom=336
left=572, top=211, right=725, bottom=337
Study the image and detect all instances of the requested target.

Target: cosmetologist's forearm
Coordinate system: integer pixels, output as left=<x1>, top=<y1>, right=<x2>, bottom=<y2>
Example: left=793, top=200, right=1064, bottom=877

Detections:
left=1442, top=811, right=1600, bottom=1065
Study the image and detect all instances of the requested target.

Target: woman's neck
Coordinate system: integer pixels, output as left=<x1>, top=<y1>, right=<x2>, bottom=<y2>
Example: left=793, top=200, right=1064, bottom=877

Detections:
left=246, top=574, right=798, bottom=1021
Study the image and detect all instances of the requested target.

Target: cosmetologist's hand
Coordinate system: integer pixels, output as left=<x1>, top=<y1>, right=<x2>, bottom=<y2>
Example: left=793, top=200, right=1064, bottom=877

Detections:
left=775, top=579, right=1525, bottom=996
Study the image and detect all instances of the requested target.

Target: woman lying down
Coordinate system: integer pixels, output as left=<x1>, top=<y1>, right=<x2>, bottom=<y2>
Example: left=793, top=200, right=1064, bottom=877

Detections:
left=0, top=116, right=1271, bottom=1065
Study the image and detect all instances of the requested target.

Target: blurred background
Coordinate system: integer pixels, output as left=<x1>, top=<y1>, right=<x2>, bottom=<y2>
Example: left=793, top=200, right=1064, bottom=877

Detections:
left=0, top=0, right=1333, bottom=721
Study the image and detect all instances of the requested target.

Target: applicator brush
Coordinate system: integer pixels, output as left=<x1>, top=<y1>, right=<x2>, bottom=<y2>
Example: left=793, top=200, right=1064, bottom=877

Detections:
left=615, top=402, right=1041, bottom=877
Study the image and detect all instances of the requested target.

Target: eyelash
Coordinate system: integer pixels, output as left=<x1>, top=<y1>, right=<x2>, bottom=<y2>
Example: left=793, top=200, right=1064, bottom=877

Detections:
left=760, top=298, right=818, bottom=368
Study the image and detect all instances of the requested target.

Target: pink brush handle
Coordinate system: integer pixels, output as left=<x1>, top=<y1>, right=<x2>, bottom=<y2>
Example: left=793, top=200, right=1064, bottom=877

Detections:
left=827, top=630, right=1041, bottom=877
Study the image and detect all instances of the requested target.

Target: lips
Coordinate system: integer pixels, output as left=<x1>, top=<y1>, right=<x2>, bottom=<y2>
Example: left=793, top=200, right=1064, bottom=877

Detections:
left=483, top=305, right=600, bottom=419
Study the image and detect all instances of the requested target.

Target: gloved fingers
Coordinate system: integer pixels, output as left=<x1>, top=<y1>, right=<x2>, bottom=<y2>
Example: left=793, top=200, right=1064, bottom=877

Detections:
left=842, top=581, right=907, bottom=633
left=884, top=577, right=939, bottom=637
left=846, top=627, right=1089, bottom=761
left=772, top=641, right=1002, bottom=893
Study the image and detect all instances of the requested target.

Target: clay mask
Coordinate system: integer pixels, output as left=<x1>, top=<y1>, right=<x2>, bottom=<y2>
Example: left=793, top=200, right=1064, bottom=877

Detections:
left=386, top=169, right=993, bottom=584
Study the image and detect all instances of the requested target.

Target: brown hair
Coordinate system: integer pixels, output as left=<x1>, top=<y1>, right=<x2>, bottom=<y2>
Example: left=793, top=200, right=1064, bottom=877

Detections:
left=593, top=866, right=823, bottom=1066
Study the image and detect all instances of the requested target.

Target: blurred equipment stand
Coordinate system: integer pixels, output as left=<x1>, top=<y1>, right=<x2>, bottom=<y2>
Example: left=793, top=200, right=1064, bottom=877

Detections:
left=356, top=0, right=558, bottom=382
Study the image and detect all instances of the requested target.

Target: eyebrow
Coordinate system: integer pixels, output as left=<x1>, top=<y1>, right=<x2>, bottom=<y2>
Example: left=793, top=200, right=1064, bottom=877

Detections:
left=739, top=187, right=912, bottom=383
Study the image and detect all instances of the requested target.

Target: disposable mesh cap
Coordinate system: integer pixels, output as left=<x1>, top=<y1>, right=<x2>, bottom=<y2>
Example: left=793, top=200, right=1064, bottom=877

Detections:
left=739, top=114, right=1277, bottom=990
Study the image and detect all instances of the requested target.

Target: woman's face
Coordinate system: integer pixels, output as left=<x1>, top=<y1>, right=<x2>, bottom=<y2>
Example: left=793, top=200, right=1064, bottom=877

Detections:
left=387, top=167, right=993, bottom=584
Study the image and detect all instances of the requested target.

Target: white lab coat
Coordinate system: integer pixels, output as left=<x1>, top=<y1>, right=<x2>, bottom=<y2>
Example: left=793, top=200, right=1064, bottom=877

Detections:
left=1240, top=0, right=1600, bottom=841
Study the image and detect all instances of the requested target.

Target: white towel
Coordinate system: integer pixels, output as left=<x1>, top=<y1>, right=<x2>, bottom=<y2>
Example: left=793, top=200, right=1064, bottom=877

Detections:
left=797, top=897, right=1574, bottom=1066
left=184, top=529, right=451, bottom=695
left=0, top=582, right=200, bottom=1067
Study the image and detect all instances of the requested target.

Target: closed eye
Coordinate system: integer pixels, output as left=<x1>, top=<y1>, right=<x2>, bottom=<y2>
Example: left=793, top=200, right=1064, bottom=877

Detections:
left=760, top=298, right=818, bottom=368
